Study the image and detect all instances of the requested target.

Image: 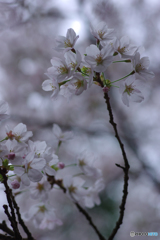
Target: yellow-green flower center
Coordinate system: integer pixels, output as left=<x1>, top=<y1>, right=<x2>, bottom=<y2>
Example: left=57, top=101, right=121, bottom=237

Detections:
left=64, top=39, right=72, bottom=48
left=96, top=54, right=103, bottom=65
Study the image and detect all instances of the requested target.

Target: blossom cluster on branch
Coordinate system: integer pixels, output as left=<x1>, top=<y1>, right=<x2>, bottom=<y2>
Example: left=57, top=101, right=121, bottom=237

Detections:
left=42, top=21, right=154, bottom=106
left=0, top=21, right=154, bottom=240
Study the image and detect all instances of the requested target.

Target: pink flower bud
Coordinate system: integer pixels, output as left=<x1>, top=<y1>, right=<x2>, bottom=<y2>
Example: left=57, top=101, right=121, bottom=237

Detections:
left=11, top=180, right=20, bottom=189
left=58, top=162, right=65, bottom=169
left=8, top=152, right=15, bottom=160
left=103, top=86, right=109, bottom=93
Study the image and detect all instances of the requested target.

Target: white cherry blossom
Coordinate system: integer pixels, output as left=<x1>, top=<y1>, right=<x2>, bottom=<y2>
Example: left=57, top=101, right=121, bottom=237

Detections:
left=14, top=152, right=46, bottom=186
left=112, top=36, right=137, bottom=59
left=133, top=52, right=154, bottom=80
left=90, top=21, right=114, bottom=46
left=55, top=28, right=79, bottom=52
left=85, top=44, right=114, bottom=72
left=52, top=124, right=73, bottom=142
left=77, top=151, right=102, bottom=179
left=48, top=56, right=73, bottom=82
left=67, top=73, right=87, bottom=96
left=23, top=203, right=62, bottom=230
left=6, top=123, right=33, bottom=143
left=82, top=178, right=105, bottom=208
left=42, top=73, right=59, bottom=99
left=119, top=75, right=144, bottom=107
left=65, top=50, right=82, bottom=71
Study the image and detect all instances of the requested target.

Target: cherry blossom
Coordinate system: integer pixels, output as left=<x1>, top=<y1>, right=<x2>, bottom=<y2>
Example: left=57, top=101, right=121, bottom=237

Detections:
left=77, top=151, right=102, bottom=179
left=90, top=21, right=114, bottom=46
left=133, top=52, right=154, bottom=80
left=55, top=28, right=79, bottom=52
left=119, top=75, right=144, bottom=107
left=6, top=123, right=33, bottom=143
left=24, top=203, right=62, bottom=230
left=85, top=44, right=114, bottom=72
left=67, top=73, right=87, bottom=96
left=42, top=73, right=59, bottom=99
left=52, top=124, right=73, bottom=142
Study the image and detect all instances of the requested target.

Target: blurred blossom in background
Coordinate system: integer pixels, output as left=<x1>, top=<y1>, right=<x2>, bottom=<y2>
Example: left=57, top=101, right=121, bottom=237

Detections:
left=0, top=0, right=160, bottom=239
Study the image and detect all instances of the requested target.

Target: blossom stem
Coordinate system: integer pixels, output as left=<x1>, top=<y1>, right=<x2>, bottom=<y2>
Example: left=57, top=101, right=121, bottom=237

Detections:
left=0, top=137, right=7, bottom=142
left=103, top=92, right=130, bottom=240
left=113, top=60, right=131, bottom=63
left=111, top=71, right=135, bottom=83
left=65, top=163, right=77, bottom=168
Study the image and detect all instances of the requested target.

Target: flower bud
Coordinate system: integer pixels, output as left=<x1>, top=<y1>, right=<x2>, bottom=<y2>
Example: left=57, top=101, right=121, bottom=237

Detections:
left=11, top=180, right=20, bottom=189
left=103, top=86, right=109, bottom=93
left=8, top=152, right=15, bottom=160
left=58, top=162, right=65, bottom=169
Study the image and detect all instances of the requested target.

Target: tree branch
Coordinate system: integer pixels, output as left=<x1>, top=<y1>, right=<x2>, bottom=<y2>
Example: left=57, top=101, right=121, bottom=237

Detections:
left=104, top=92, right=130, bottom=240
left=47, top=176, right=106, bottom=240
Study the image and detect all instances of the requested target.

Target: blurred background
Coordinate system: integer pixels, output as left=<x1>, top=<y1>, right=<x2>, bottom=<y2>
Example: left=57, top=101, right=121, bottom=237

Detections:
left=0, top=0, right=160, bottom=239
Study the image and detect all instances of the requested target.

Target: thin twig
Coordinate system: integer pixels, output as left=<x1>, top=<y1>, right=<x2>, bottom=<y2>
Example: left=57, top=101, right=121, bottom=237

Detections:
left=47, top=175, right=106, bottom=240
left=104, top=92, right=130, bottom=240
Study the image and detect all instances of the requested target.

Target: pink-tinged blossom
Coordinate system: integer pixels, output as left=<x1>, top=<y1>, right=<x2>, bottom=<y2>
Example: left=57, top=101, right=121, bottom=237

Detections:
left=68, top=73, right=87, bottom=95
left=0, top=100, right=9, bottom=121
left=6, top=123, right=33, bottom=142
left=112, top=36, right=137, bottom=59
left=119, top=75, right=144, bottom=107
left=53, top=124, right=73, bottom=142
left=65, top=50, right=82, bottom=71
left=55, top=28, right=79, bottom=52
left=14, top=152, right=46, bottom=186
left=82, top=178, right=105, bottom=208
left=48, top=56, right=73, bottom=83
left=133, top=52, right=154, bottom=80
left=77, top=151, right=102, bottom=179
left=42, top=73, right=59, bottom=99
left=85, top=44, right=114, bottom=72
left=23, top=203, right=62, bottom=230
left=90, top=22, right=114, bottom=46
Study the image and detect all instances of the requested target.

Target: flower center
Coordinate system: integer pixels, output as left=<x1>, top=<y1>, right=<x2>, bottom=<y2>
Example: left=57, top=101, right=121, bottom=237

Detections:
left=98, top=31, right=105, bottom=39
left=124, top=83, right=134, bottom=95
left=118, top=46, right=126, bottom=54
left=57, top=65, right=68, bottom=75
left=79, top=159, right=86, bottom=166
left=135, top=63, right=145, bottom=72
left=74, top=80, right=84, bottom=89
left=36, top=183, right=44, bottom=192
left=64, top=39, right=72, bottom=48
left=68, top=184, right=77, bottom=193
left=96, top=54, right=103, bottom=65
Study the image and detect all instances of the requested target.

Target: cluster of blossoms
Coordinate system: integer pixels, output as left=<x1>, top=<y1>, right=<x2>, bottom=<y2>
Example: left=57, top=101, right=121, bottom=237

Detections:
left=0, top=102, right=104, bottom=230
left=42, top=21, right=154, bottom=106
left=0, top=21, right=154, bottom=235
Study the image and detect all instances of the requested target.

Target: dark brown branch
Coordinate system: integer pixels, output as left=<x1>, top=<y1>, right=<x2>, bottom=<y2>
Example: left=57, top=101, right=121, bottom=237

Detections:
left=0, top=168, right=34, bottom=240
left=0, top=168, right=22, bottom=240
left=10, top=195, right=35, bottom=240
left=104, top=92, right=130, bottom=240
left=47, top=175, right=106, bottom=240
left=0, top=221, right=14, bottom=236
